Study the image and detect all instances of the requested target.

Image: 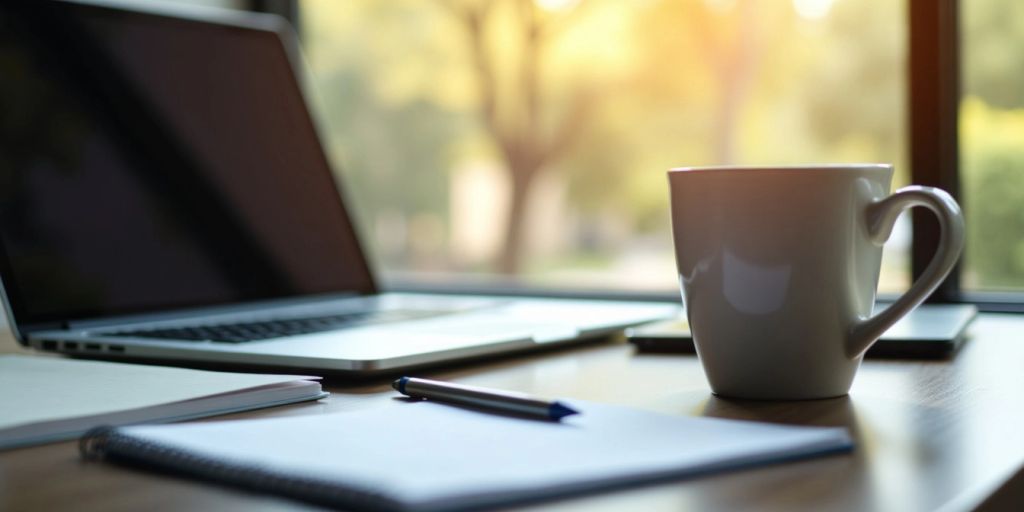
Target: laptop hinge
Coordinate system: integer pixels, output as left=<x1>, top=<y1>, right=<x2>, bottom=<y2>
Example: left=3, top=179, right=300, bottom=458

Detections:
left=11, top=322, right=66, bottom=346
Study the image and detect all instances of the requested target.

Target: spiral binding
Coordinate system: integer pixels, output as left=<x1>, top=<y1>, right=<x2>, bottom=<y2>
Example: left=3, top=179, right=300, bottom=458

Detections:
left=77, top=427, right=400, bottom=511
left=79, top=425, right=115, bottom=461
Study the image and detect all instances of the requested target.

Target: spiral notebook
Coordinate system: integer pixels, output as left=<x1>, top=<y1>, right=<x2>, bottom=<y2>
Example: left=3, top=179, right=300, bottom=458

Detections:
left=82, top=400, right=853, bottom=511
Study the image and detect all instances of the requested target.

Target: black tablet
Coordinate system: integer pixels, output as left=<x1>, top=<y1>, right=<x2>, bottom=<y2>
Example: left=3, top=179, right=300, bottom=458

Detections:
left=627, top=304, right=978, bottom=359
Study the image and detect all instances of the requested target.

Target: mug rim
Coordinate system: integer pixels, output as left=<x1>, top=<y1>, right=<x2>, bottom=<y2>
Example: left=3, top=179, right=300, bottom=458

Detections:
left=668, top=163, right=892, bottom=174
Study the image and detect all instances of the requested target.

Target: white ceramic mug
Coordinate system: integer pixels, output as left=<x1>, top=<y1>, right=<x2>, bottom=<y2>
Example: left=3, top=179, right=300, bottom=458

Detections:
left=668, top=164, right=964, bottom=400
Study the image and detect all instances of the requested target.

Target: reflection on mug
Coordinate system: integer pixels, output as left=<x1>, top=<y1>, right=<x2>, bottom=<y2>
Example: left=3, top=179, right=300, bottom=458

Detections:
left=723, top=251, right=792, bottom=315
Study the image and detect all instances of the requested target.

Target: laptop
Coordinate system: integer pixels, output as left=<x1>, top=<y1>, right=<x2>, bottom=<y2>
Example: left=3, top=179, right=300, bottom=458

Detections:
left=0, top=0, right=677, bottom=373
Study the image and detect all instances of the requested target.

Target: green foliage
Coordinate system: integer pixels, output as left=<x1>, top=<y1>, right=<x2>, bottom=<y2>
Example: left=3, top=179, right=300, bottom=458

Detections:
left=961, top=98, right=1024, bottom=289
left=963, top=0, right=1024, bottom=109
left=959, top=0, right=1024, bottom=292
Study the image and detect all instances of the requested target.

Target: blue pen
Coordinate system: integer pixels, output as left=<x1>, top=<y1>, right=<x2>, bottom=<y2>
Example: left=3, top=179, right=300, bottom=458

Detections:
left=392, top=377, right=579, bottom=421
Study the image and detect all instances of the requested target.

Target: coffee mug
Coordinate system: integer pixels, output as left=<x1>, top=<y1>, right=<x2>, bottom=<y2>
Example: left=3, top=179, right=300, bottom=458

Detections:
left=668, top=164, right=964, bottom=400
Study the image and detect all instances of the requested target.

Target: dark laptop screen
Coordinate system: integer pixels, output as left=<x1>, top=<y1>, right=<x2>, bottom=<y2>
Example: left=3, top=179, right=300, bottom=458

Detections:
left=0, top=2, right=375, bottom=326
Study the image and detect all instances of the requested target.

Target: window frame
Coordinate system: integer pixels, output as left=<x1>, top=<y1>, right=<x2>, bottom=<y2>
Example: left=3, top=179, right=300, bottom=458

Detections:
left=909, top=0, right=961, bottom=303
left=911, top=0, right=1024, bottom=312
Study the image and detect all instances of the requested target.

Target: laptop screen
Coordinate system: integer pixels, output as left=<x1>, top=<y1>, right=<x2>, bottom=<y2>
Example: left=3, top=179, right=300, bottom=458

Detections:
left=0, top=2, right=375, bottom=327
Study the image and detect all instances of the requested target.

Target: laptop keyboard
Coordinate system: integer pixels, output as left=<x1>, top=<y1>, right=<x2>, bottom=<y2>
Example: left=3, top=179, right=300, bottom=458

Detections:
left=109, top=309, right=446, bottom=343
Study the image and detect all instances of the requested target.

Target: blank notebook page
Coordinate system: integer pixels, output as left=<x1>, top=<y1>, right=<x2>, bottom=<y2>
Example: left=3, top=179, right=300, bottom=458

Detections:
left=104, top=399, right=854, bottom=511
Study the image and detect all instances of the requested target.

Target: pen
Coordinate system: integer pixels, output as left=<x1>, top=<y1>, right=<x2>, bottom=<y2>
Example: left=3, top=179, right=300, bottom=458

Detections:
left=392, top=377, right=579, bottom=421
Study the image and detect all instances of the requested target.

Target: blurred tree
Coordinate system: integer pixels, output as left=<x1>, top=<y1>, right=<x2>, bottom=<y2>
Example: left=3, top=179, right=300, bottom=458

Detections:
left=300, top=0, right=915, bottom=288
left=435, top=0, right=595, bottom=274
left=628, top=0, right=767, bottom=165
left=803, top=0, right=904, bottom=165
left=691, top=0, right=759, bottom=165
left=557, top=0, right=775, bottom=250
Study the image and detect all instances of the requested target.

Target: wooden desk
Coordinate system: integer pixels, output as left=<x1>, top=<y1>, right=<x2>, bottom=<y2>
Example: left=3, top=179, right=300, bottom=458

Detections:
left=2, top=314, right=1023, bottom=511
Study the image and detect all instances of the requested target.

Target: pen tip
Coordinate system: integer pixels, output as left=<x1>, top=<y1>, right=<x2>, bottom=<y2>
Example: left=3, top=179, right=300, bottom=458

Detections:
left=392, top=376, right=410, bottom=394
left=550, top=402, right=579, bottom=420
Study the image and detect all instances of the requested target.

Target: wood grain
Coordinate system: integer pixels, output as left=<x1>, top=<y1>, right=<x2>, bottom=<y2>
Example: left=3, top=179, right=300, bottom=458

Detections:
left=2, top=314, right=1023, bottom=511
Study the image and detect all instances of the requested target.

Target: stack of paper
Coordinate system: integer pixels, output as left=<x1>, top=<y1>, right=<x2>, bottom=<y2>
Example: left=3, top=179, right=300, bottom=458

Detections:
left=0, top=355, right=326, bottom=450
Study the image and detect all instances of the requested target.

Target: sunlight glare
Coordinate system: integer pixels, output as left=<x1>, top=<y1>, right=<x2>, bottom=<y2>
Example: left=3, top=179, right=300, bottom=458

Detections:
left=793, top=0, right=835, bottom=19
left=535, top=0, right=580, bottom=12
left=702, top=0, right=737, bottom=14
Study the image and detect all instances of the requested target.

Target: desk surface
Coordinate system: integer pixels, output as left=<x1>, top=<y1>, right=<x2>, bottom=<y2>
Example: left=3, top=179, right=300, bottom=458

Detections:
left=2, top=314, right=1023, bottom=511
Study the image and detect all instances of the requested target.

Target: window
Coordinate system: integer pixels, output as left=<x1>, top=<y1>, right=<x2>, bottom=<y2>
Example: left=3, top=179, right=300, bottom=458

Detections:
left=298, top=0, right=910, bottom=294
left=902, top=0, right=1024, bottom=310
left=961, top=0, right=1024, bottom=293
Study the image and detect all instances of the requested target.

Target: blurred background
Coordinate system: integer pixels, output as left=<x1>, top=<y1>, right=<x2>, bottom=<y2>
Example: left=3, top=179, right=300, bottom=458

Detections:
left=101, top=0, right=1024, bottom=297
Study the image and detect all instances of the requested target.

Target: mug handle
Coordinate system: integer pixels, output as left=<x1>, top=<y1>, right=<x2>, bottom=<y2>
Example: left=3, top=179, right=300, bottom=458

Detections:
left=846, top=186, right=965, bottom=359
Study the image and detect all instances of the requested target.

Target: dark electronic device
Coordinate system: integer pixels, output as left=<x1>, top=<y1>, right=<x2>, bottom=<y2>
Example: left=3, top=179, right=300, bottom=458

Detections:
left=627, top=304, right=977, bottom=359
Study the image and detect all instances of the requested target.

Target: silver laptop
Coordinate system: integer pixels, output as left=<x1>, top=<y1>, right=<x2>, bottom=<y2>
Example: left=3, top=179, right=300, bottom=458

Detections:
left=0, top=1, right=677, bottom=373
